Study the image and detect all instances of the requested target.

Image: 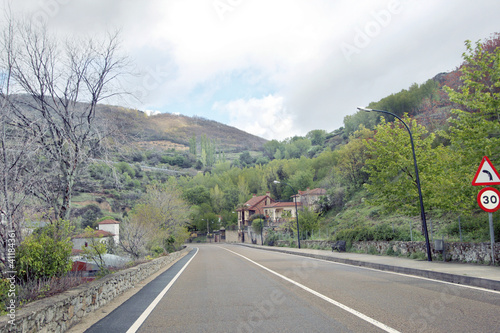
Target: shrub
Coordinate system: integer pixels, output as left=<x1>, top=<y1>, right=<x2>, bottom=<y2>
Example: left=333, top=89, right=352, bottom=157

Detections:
left=0, top=279, right=14, bottom=315
left=264, top=230, right=279, bottom=246
left=151, top=246, right=164, bottom=257
left=409, top=251, right=427, bottom=260
left=367, top=245, right=378, bottom=255
left=79, top=204, right=104, bottom=229
left=163, top=235, right=177, bottom=253
left=333, top=223, right=410, bottom=243
left=385, top=246, right=396, bottom=256
left=16, top=222, right=73, bottom=282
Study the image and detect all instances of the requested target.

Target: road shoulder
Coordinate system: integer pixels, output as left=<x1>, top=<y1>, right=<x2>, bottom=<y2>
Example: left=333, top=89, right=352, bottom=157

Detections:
left=67, top=250, right=190, bottom=333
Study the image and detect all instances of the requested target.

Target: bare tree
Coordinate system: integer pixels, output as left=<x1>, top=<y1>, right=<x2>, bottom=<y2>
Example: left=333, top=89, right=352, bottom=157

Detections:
left=0, top=15, right=45, bottom=264
left=119, top=217, right=149, bottom=259
left=2, top=14, right=128, bottom=222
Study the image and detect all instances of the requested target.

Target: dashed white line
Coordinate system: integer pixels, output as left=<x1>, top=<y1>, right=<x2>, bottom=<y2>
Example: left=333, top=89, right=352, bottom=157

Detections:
left=221, top=246, right=401, bottom=333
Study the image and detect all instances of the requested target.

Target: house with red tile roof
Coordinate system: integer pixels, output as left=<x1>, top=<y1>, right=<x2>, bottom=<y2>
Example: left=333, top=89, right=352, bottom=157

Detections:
left=235, top=188, right=325, bottom=243
left=293, top=187, right=327, bottom=212
left=263, top=201, right=303, bottom=226
left=236, top=192, right=275, bottom=231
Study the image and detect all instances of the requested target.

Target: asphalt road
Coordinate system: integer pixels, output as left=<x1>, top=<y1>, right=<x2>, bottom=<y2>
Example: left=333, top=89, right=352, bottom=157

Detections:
left=87, top=244, right=500, bottom=333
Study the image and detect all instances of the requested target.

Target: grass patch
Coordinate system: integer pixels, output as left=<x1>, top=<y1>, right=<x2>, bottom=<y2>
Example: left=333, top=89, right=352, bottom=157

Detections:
left=409, top=251, right=427, bottom=260
left=71, top=193, right=98, bottom=203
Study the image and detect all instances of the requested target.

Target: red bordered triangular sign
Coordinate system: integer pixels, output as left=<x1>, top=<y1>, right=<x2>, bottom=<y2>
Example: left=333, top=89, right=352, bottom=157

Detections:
left=472, top=156, right=500, bottom=186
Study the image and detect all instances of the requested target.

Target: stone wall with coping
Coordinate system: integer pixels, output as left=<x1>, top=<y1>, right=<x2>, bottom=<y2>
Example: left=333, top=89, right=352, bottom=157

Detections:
left=352, top=240, right=499, bottom=263
left=0, top=248, right=188, bottom=333
left=274, top=240, right=499, bottom=263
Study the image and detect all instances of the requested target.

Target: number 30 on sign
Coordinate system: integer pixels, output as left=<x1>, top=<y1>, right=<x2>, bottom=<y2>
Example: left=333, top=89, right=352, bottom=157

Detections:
left=477, top=187, right=500, bottom=212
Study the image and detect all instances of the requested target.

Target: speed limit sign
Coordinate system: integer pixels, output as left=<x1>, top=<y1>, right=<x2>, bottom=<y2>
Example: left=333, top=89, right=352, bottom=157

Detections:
left=477, top=187, right=500, bottom=212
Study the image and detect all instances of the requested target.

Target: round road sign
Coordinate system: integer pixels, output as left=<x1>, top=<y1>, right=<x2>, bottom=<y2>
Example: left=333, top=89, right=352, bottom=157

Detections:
left=477, top=187, right=500, bottom=212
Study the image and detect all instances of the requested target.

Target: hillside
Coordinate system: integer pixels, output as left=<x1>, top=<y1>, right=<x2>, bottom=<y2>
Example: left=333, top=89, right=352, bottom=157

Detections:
left=96, top=104, right=267, bottom=153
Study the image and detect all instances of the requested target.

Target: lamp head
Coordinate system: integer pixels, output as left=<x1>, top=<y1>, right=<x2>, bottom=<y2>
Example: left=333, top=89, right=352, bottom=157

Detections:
left=357, top=106, right=372, bottom=112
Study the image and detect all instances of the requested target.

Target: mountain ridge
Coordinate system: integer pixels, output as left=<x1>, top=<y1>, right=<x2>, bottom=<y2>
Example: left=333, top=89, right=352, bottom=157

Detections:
left=96, top=104, right=268, bottom=153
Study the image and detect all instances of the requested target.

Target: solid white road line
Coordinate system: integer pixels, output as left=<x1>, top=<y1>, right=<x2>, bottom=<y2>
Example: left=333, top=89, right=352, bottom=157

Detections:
left=126, top=248, right=199, bottom=333
left=221, top=246, right=401, bottom=333
left=270, top=248, right=500, bottom=295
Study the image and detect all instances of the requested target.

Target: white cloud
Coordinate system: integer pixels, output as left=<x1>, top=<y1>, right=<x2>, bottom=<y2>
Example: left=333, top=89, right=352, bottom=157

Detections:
left=213, top=95, right=297, bottom=141
left=4, top=0, right=500, bottom=140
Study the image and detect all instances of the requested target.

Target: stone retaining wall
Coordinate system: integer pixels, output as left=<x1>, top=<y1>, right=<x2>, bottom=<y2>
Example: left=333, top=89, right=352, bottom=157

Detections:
left=274, top=240, right=500, bottom=263
left=0, top=248, right=188, bottom=333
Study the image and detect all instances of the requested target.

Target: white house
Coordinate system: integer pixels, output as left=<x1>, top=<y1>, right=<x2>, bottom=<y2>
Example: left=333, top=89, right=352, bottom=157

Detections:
left=72, top=229, right=115, bottom=250
left=264, top=201, right=303, bottom=226
left=98, top=219, right=120, bottom=244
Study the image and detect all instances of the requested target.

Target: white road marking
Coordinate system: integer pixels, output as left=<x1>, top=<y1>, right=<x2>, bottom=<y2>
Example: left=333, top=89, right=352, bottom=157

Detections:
left=267, top=248, right=500, bottom=295
left=126, top=248, right=199, bottom=333
left=221, top=246, right=401, bottom=333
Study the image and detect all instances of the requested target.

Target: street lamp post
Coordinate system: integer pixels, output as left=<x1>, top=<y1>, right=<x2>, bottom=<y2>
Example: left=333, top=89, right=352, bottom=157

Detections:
left=274, top=180, right=301, bottom=249
left=357, top=107, right=432, bottom=261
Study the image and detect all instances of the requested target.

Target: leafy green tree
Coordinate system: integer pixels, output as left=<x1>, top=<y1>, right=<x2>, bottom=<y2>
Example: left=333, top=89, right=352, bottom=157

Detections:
left=311, top=149, right=337, bottom=182
left=290, top=169, right=314, bottom=192
left=438, top=37, right=500, bottom=212
left=80, top=204, right=104, bottom=229
left=335, top=125, right=373, bottom=190
left=284, top=137, right=311, bottom=159
left=344, top=110, right=379, bottom=136
left=306, top=129, right=327, bottom=146
left=239, top=151, right=255, bottom=167
left=423, top=145, right=472, bottom=213
left=237, top=175, right=250, bottom=204
left=183, top=185, right=211, bottom=205
left=262, top=140, right=283, bottom=160
left=200, top=134, right=217, bottom=167
left=222, top=186, right=240, bottom=211
left=364, top=116, right=436, bottom=216
left=189, top=135, right=197, bottom=155
left=210, top=184, right=225, bottom=213
left=220, top=210, right=237, bottom=228
left=255, top=156, right=270, bottom=165
left=444, top=38, right=500, bottom=167
left=81, top=226, right=109, bottom=274
left=317, top=185, right=346, bottom=214
left=297, top=208, right=320, bottom=237
left=273, top=149, right=284, bottom=160
left=16, top=221, right=73, bottom=281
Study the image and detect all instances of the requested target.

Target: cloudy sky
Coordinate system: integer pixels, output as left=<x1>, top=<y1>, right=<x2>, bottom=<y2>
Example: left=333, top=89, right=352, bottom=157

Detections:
left=5, top=0, right=500, bottom=140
